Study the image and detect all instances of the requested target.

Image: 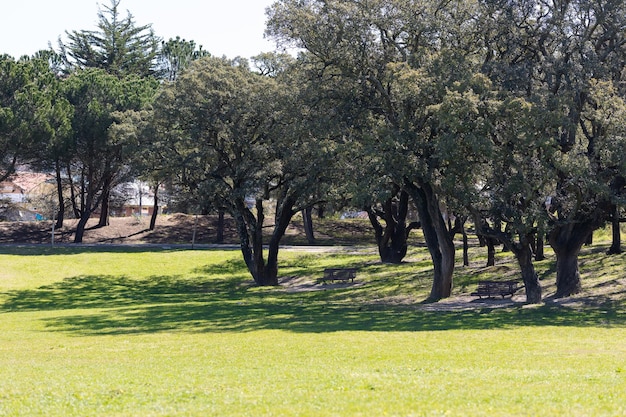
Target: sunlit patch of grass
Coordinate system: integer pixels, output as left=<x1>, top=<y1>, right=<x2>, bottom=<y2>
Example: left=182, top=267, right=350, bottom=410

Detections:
left=0, top=238, right=625, bottom=416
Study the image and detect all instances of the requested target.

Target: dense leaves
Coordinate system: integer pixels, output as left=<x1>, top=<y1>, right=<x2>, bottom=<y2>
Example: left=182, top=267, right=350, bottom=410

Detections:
left=1, top=0, right=625, bottom=297
left=57, top=0, right=160, bottom=77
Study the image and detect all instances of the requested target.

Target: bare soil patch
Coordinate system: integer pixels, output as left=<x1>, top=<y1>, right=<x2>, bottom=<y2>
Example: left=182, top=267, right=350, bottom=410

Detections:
left=0, top=214, right=239, bottom=245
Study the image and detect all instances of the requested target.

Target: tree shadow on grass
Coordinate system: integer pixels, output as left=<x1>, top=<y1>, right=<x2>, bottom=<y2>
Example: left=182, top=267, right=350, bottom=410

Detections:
left=2, top=271, right=624, bottom=336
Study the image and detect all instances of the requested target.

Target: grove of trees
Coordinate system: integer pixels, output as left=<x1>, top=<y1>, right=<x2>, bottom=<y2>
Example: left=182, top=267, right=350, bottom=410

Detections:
left=1, top=0, right=624, bottom=302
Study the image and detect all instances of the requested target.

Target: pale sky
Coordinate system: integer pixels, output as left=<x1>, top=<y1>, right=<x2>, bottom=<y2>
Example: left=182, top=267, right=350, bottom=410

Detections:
left=1, top=0, right=279, bottom=59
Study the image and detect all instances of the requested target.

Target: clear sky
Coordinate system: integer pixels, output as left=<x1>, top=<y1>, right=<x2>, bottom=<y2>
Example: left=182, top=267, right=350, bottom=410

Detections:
left=1, top=0, right=278, bottom=59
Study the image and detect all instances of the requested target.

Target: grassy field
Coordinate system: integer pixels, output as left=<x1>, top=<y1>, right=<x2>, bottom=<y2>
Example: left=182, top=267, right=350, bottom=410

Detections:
left=0, top=230, right=625, bottom=416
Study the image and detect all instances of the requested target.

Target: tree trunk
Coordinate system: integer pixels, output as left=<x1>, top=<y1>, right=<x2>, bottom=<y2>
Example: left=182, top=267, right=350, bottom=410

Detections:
left=216, top=208, right=225, bottom=244
left=66, top=163, right=80, bottom=218
left=462, top=226, right=469, bottom=267
left=265, top=196, right=296, bottom=286
left=607, top=205, right=622, bottom=255
left=486, top=237, right=497, bottom=267
left=98, top=189, right=110, bottom=227
left=549, top=223, right=594, bottom=298
left=149, top=184, right=159, bottom=231
left=406, top=182, right=454, bottom=301
left=471, top=214, right=542, bottom=303
left=554, top=248, right=583, bottom=298
left=98, top=176, right=111, bottom=227
left=302, top=206, right=316, bottom=244
left=54, top=160, right=65, bottom=229
left=367, top=189, right=410, bottom=264
left=535, top=234, right=545, bottom=261
left=74, top=212, right=90, bottom=243
left=449, top=217, right=468, bottom=267
left=235, top=209, right=257, bottom=280
left=317, top=204, right=325, bottom=219
left=514, top=240, right=542, bottom=304
left=234, top=198, right=277, bottom=286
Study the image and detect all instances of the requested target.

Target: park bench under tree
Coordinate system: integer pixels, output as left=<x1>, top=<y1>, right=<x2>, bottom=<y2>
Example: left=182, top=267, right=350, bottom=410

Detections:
left=471, top=280, right=524, bottom=299
left=320, top=268, right=358, bottom=284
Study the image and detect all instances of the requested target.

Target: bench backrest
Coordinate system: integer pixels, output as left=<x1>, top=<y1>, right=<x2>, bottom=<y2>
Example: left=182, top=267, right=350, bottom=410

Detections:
left=324, top=268, right=357, bottom=278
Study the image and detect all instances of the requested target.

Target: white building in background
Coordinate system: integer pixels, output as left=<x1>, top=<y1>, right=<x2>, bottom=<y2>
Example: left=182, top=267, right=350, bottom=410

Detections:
left=112, top=181, right=158, bottom=217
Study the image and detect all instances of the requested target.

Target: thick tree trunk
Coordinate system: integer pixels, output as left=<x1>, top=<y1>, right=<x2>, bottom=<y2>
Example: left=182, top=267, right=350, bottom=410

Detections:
left=554, top=248, right=583, bottom=298
left=607, top=205, right=622, bottom=255
left=74, top=212, right=90, bottom=243
left=367, top=189, right=410, bottom=264
left=265, top=197, right=296, bottom=286
left=514, top=240, right=542, bottom=303
left=302, top=206, right=316, bottom=244
left=406, top=182, right=454, bottom=301
left=235, top=197, right=290, bottom=286
left=367, top=207, right=405, bottom=264
left=549, top=223, right=594, bottom=298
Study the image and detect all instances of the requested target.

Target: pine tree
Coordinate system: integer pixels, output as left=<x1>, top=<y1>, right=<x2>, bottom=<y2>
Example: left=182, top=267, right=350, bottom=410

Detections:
left=57, top=0, right=160, bottom=78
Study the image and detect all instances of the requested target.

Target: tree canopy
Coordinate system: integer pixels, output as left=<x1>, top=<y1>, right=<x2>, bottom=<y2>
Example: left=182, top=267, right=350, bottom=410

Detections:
left=57, top=0, right=160, bottom=77
left=1, top=0, right=624, bottom=300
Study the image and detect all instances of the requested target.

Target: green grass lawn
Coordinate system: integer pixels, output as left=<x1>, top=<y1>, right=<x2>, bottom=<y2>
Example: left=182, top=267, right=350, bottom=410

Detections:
left=0, top=237, right=625, bottom=416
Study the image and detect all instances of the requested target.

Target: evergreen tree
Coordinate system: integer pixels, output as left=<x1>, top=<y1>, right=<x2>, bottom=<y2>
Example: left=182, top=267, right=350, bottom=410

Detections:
left=57, top=0, right=160, bottom=78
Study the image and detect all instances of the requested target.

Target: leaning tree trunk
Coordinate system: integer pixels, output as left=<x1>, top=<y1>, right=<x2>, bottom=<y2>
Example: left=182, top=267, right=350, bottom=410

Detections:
left=549, top=223, right=595, bottom=298
left=149, top=184, right=159, bottom=231
left=265, top=196, right=297, bottom=285
left=74, top=211, right=90, bottom=243
left=234, top=203, right=265, bottom=285
left=54, top=160, right=65, bottom=229
left=406, top=182, right=455, bottom=301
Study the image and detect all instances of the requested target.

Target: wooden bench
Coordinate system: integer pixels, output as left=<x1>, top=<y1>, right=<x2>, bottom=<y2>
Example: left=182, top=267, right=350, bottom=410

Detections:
left=320, top=268, right=357, bottom=284
left=471, top=280, right=524, bottom=299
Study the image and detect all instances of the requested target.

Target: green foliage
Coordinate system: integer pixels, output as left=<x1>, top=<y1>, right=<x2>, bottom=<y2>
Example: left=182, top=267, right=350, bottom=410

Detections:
left=60, top=68, right=158, bottom=240
left=157, top=36, right=210, bottom=81
left=151, top=56, right=281, bottom=208
left=58, top=0, right=160, bottom=77
left=0, top=54, right=72, bottom=181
